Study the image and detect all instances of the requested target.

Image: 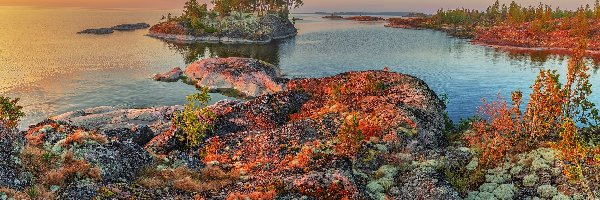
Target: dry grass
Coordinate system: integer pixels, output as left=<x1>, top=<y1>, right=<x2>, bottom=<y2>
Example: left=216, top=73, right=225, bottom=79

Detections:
left=18, top=144, right=102, bottom=198
left=20, top=145, right=53, bottom=177
left=0, top=187, right=30, bottom=199
left=137, top=166, right=236, bottom=193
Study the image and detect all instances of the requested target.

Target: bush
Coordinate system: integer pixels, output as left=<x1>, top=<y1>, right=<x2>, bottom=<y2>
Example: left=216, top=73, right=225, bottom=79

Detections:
left=334, top=113, right=382, bottom=158
left=172, top=87, right=216, bottom=148
left=0, top=96, right=24, bottom=129
left=465, top=37, right=599, bottom=168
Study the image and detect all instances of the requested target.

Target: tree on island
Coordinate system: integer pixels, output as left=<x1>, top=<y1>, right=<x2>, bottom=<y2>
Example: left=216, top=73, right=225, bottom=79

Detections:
left=211, top=0, right=303, bottom=17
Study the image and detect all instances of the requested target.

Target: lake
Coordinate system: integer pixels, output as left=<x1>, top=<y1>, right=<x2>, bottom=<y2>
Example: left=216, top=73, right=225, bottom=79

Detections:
left=1, top=7, right=598, bottom=129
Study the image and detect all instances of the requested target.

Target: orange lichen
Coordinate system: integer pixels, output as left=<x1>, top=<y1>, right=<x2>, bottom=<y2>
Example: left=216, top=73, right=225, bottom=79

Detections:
left=226, top=190, right=277, bottom=200
left=63, top=130, right=107, bottom=147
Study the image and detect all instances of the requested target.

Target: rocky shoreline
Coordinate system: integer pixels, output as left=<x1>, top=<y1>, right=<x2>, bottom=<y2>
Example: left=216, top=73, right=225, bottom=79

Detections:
left=471, top=42, right=600, bottom=56
left=1, top=57, right=594, bottom=199
left=146, top=32, right=297, bottom=44
left=0, top=57, right=462, bottom=199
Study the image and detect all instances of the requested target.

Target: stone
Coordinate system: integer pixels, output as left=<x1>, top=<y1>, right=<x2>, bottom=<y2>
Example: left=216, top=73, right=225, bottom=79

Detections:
left=153, top=67, right=183, bottom=82
left=184, top=57, right=287, bottom=98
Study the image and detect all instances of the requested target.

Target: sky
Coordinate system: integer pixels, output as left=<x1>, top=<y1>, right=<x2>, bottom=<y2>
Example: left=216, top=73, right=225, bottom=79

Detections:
left=0, top=0, right=597, bottom=13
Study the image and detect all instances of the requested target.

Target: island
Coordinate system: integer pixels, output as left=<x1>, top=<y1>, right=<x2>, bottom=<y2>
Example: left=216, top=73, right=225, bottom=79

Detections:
left=77, top=23, right=150, bottom=35
left=147, top=0, right=299, bottom=44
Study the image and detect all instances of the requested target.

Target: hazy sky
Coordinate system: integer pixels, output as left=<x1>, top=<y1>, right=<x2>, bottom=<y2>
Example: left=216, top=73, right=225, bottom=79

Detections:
left=0, top=0, right=597, bottom=13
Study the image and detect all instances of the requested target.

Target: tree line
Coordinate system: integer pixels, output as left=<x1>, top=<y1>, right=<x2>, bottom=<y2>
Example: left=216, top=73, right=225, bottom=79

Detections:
left=431, top=0, right=600, bottom=28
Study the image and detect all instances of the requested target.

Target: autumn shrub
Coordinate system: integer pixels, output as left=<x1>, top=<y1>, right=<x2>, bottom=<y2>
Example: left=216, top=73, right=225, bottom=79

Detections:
left=335, top=113, right=382, bottom=158
left=465, top=35, right=599, bottom=167
left=0, top=96, right=24, bottom=129
left=172, top=87, right=216, bottom=149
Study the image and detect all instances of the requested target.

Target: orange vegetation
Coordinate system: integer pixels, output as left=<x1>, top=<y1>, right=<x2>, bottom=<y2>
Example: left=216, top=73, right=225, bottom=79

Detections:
left=473, top=11, right=600, bottom=52
left=149, top=21, right=188, bottom=35
left=465, top=36, right=600, bottom=172
left=226, top=190, right=277, bottom=200
left=63, top=130, right=108, bottom=147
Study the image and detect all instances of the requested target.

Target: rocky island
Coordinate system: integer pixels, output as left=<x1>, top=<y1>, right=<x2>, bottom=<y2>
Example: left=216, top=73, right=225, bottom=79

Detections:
left=147, top=1, right=298, bottom=44
left=77, top=23, right=150, bottom=35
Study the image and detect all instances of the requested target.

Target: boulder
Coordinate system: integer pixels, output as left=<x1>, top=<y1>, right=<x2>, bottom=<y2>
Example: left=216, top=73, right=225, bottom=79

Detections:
left=184, top=57, right=287, bottom=98
left=75, top=141, right=154, bottom=183
left=153, top=67, right=183, bottom=82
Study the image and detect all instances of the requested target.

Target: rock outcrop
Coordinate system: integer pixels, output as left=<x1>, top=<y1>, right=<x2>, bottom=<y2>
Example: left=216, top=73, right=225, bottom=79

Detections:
left=183, top=57, right=287, bottom=98
left=3, top=65, right=462, bottom=199
left=153, top=67, right=183, bottom=82
left=50, top=105, right=181, bottom=134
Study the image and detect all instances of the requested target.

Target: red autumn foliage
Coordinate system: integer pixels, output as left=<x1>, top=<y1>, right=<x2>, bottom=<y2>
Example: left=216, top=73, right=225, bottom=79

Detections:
left=466, top=27, right=599, bottom=167
left=226, top=190, right=277, bottom=200
left=149, top=21, right=188, bottom=35
left=473, top=10, right=600, bottom=53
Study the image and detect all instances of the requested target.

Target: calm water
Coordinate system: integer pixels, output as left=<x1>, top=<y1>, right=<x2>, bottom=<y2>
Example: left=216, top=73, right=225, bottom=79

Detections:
left=1, top=7, right=599, bottom=129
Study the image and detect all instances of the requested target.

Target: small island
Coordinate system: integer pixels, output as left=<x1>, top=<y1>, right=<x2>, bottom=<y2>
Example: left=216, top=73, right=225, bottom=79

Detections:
left=77, top=23, right=150, bottom=35
left=147, top=0, right=301, bottom=44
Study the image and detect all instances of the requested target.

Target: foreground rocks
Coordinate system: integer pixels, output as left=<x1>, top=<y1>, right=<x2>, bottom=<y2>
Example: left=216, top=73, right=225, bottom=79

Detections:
left=148, top=14, right=297, bottom=44
left=1, top=66, right=464, bottom=199
left=50, top=105, right=181, bottom=134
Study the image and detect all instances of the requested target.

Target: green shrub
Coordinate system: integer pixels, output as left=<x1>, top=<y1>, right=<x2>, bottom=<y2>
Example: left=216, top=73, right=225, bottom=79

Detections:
left=493, top=184, right=516, bottom=200
left=0, top=96, right=25, bottom=129
left=173, top=87, right=216, bottom=148
left=523, top=174, right=539, bottom=187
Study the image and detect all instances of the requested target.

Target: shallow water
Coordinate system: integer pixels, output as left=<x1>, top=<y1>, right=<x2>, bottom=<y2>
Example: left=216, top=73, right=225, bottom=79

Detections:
left=1, top=7, right=598, bottom=129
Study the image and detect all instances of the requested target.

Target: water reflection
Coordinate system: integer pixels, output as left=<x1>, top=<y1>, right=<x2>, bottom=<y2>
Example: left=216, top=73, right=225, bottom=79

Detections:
left=165, top=41, right=281, bottom=65
left=488, top=47, right=600, bottom=69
